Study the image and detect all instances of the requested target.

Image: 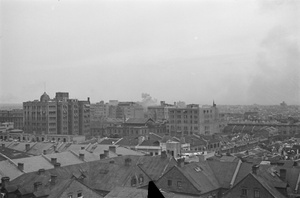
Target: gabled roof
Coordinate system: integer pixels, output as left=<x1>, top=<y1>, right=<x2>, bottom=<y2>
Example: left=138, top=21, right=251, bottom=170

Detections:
left=0, top=146, right=33, bottom=161
left=0, top=160, right=23, bottom=181
left=48, top=177, right=103, bottom=198
left=6, top=155, right=175, bottom=194
left=105, top=187, right=199, bottom=198
left=207, top=160, right=240, bottom=189
left=178, top=162, right=220, bottom=194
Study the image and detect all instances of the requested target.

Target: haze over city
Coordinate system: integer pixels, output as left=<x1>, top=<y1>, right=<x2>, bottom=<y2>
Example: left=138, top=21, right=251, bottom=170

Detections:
left=1, top=0, right=299, bottom=105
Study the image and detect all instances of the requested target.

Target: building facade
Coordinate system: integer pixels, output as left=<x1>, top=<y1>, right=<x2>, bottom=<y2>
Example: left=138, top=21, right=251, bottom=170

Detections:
left=23, top=92, right=90, bottom=136
left=167, top=102, right=221, bottom=136
left=0, top=109, right=24, bottom=130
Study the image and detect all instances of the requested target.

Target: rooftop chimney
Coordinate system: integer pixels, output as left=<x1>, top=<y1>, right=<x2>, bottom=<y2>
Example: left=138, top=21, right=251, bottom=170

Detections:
left=2, top=143, right=5, bottom=148
left=25, top=144, right=30, bottom=151
left=100, top=154, right=106, bottom=160
left=38, top=169, right=45, bottom=175
left=33, top=181, right=42, bottom=192
left=109, top=146, right=116, bottom=153
left=54, top=162, right=61, bottom=168
left=17, top=163, right=24, bottom=171
left=43, top=150, right=47, bottom=155
left=50, top=175, right=57, bottom=185
left=104, top=150, right=109, bottom=158
left=51, top=158, right=57, bottom=164
left=81, top=146, right=85, bottom=150
left=177, top=158, right=185, bottom=168
left=79, top=153, right=84, bottom=161
left=280, top=169, right=287, bottom=181
left=161, top=151, right=167, bottom=159
left=125, top=158, right=132, bottom=166
left=87, top=97, right=90, bottom=102
left=1, top=177, right=10, bottom=189
left=252, top=164, right=259, bottom=175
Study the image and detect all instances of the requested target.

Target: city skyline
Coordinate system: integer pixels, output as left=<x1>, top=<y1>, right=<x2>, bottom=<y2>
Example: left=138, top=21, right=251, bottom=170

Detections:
left=1, top=0, right=299, bottom=105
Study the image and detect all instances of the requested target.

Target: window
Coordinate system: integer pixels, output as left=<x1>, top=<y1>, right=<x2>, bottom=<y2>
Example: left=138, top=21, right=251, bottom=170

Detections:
left=167, top=180, right=172, bottom=186
left=77, top=192, right=83, bottom=198
left=139, top=174, right=144, bottom=184
left=131, top=176, right=137, bottom=186
left=177, top=181, right=182, bottom=188
left=241, top=188, right=247, bottom=196
left=254, top=190, right=260, bottom=198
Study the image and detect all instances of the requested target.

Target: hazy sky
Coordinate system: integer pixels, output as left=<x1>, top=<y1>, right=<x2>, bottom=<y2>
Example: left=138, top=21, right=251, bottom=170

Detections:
left=1, top=0, right=299, bottom=105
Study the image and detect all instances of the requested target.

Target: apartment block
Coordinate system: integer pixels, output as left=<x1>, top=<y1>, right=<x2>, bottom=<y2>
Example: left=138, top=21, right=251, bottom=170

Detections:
left=147, top=101, right=174, bottom=121
left=23, top=92, right=90, bottom=136
left=167, top=102, right=221, bottom=136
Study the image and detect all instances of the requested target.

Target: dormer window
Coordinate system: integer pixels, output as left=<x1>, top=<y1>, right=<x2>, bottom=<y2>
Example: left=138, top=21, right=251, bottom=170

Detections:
left=138, top=174, right=144, bottom=184
left=131, top=176, right=137, bottom=187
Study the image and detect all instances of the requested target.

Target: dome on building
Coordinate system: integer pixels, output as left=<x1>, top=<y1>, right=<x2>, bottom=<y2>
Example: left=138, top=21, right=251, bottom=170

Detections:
left=40, top=92, right=50, bottom=102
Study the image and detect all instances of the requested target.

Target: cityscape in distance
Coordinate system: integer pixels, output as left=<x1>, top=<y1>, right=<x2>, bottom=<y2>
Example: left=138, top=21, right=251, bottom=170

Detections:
left=1, top=0, right=299, bottom=198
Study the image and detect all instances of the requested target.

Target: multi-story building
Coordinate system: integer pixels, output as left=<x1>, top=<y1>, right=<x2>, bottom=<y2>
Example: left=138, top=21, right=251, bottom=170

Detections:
left=199, top=102, right=220, bottom=135
left=90, top=101, right=109, bottom=121
left=108, top=101, right=144, bottom=119
left=167, top=104, right=200, bottom=136
left=23, top=93, right=58, bottom=134
left=147, top=101, right=174, bottom=121
left=167, top=102, right=221, bottom=136
left=23, top=92, right=90, bottom=136
left=0, top=109, right=24, bottom=130
left=79, top=100, right=91, bottom=136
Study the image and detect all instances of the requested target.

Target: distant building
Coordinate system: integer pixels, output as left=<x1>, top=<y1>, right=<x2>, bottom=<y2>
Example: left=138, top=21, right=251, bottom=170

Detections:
left=108, top=101, right=144, bottom=119
left=167, top=102, right=221, bottom=136
left=0, top=109, right=24, bottom=130
left=90, top=101, right=109, bottom=121
left=23, top=92, right=90, bottom=136
left=147, top=101, right=174, bottom=121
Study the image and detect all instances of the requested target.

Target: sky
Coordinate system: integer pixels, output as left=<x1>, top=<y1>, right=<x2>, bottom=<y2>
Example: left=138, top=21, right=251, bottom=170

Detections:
left=1, top=0, right=299, bottom=105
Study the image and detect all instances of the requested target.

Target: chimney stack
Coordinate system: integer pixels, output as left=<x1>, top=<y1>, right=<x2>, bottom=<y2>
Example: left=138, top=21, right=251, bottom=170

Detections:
left=161, top=151, right=167, bottom=159
left=100, top=154, right=106, bottom=159
left=38, top=169, right=45, bottom=175
left=33, top=181, right=42, bottom=192
left=280, top=169, right=287, bottom=181
left=252, top=164, right=259, bottom=175
left=109, top=146, right=116, bottom=153
left=1, top=177, right=10, bottom=189
left=104, top=150, right=109, bottom=158
left=54, top=162, right=61, bottom=168
left=17, top=163, right=24, bottom=171
left=25, top=144, right=30, bottom=151
left=50, top=175, right=57, bottom=185
left=81, top=146, right=85, bottom=150
left=2, top=143, right=5, bottom=148
left=177, top=158, right=185, bottom=168
left=43, top=150, right=47, bottom=155
left=87, top=97, right=90, bottom=103
left=125, top=158, right=132, bottom=166
left=51, top=158, right=57, bottom=164
left=79, top=153, right=84, bottom=161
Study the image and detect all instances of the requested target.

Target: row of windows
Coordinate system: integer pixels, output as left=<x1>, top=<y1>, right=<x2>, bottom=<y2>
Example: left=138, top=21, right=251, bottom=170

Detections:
left=170, top=126, right=198, bottom=130
left=242, top=188, right=260, bottom=198
left=167, top=179, right=182, bottom=188
left=169, top=110, right=198, bottom=114
left=68, top=191, right=83, bottom=198
left=169, top=120, right=198, bottom=124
